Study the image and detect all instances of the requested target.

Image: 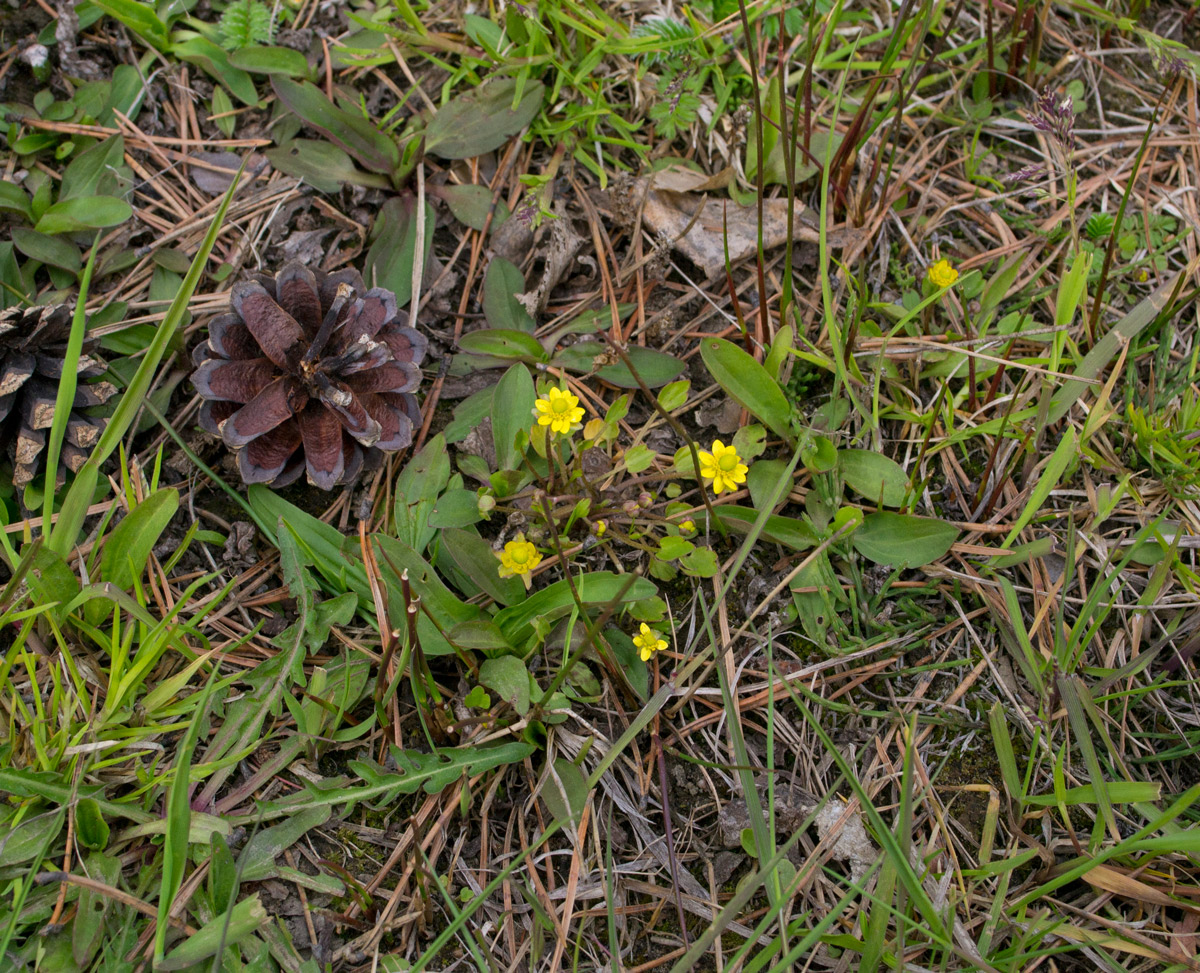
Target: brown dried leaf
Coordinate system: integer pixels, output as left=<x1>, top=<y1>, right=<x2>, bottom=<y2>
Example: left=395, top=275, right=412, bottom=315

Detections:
left=638, top=180, right=820, bottom=279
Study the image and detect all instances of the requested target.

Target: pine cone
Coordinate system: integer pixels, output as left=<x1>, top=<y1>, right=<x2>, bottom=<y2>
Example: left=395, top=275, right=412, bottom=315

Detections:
left=0, top=304, right=117, bottom=488
left=192, top=262, right=427, bottom=489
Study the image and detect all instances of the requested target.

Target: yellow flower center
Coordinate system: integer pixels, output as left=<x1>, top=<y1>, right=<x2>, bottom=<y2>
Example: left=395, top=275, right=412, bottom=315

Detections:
left=718, top=452, right=738, bottom=472
left=511, top=547, right=529, bottom=564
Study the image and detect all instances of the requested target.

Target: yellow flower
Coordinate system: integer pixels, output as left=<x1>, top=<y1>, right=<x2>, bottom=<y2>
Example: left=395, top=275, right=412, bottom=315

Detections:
left=927, top=259, right=959, bottom=289
left=497, top=534, right=542, bottom=578
left=533, top=386, right=585, bottom=436
left=594, top=520, right=607, bottom=536
left=696, top=440, right=749, bottom=495
left=633, top=623, right=667, bottom=662
left=679, top=520, right=696, bottom=534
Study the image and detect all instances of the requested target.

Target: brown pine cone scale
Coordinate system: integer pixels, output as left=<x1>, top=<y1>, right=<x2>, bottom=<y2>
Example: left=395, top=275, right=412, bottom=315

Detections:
left=0, top=304, right=117, bottom=488
left=192, top=261, right=427, bottom=490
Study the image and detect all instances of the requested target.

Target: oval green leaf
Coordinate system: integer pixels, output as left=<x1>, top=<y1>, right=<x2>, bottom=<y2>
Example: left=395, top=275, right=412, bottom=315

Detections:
left=265, top=139, right=391, bottom=193
left=35, top=196, right=132, bottom=234
left=75, top=797, right=110, bottom=851
left=457, top=328, right=548, bottom=362
left=851, top=512, right=958, bottom=568
left=596, top=346, right=685, bottom=389
left=479, top=655, right=531, bottom=716
left=699, top=336, right=794, bottom=443
left=441, top=183, right=509, bottom=230
left=12, top=227, right=82, bottom=272
left=495, top=571, right=657, bottom=644
left=839, top=449, right=908, bottom=507
left=491, top=363, right=536, bottom=471
left=439, top=527, right=525, bottom=606
left=482, top=257, right=534, bottom=332
left=228, top=45, right=311, bottom=77
left=272, top=76, right=399, bottom=176
left=425, top=79, right=545, bottom=160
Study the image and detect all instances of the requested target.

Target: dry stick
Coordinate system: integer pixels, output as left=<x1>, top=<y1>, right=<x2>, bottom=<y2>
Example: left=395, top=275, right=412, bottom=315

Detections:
left=35, top=873, right=198, bottom=935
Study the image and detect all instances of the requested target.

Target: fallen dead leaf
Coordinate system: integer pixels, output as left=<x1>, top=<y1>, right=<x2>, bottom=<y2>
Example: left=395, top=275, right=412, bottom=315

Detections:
left=650, top=164, right=736, bottom=194
left=814, top=797, right=875, bottom=884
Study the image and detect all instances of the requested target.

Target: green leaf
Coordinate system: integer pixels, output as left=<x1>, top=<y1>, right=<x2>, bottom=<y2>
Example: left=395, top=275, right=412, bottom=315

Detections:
left=457, top=328, right=547, bottom=362
left=839, top=450, right=908, bottom=507
left=373, top=535, right=482, bottom=655
left=238, top=806, right=331, bottom=882
left=706, top=506, right=818, bottom=551
left=800, top=434, right=838, bottom=473
left=448, top=620, right=513, bottom=652
left=623, top=443, right=656, bottom=473
left=1022, top=781, right=1160, bottom=807
left=596, top=347, right=685, bottom=389
left=157, top=895, right=268, bottom=971
left=492, top=364, right=536, bottom=471
left=479, top=655, right=531, bottom=715
left=657, top=379, right=690, bottom=412
left=228, top=45, right=311, bottom=76
left=249, top=487, right=372, bottom=605
left=74, top=798, right=110, bottom=851
left=272, top=77, right=400, bottom=176
left=156, top=676, right=218, bottom=962
left=657, top=535, right=694, bottom=561
left=699, top=336, right=794, bottom=443
left=364, top=195, right=434, bottom=309
left=1001, top=428, right=1076, bottom=548
left=425, top=78, right=545, bottom=160
left=59, top=136, right=129, bottom=200
left=211, top=85, right=236, bottom=137
left=208, top=832, right=238, bottom=912
left=0, top=181, right=32, bottom=220
left=0, top=809, right=63, bottom=866
left=851, top=512, right=958, bottom=568
left=395, top=433, right=451, bottom=507
left=98, top=488, right=179, bottom=589
left=1048, top=272, right=1180, bottom=424
left=1055, top=250, right=1092, bottom=329
left=12, top=227, right=81, bottom=273
left=441, top=183, right=509, bottom=230
left=91, top=0, right=169, bottom=49
left=494, top=571, right=657, bottom=644
left=171, top=34, right=259, bottom=105
left=265, top=138, right=392, bottom=193
left=444, top=386, right=495, bottom=444
left=428, top=488, right=484, bottom=529
left=439, top=527, right=525, bottom=606
left=464, top=685, right=492, bottom=708
left=482, top=257, right=535, bottom=332
left=72, top=851, right=119, bottom=967
left=542, top=757, right=589, bottom=828
left=35, top=193, right=130, bottom=236
left=681, top=546, right=719, bottom=577
left=980, top=253, right=1024, bottom=317
left=24, top=545, right=81, bottom=618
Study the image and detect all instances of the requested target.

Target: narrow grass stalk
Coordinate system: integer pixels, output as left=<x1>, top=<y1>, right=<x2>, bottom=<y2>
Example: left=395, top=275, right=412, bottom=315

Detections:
left=1086, top=84, right=1167, bottom=339
left=42, top=235, right=100, bottom=533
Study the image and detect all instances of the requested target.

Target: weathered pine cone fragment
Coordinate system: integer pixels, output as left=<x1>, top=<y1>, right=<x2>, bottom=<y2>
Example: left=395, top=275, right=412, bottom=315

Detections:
left=192, top=262, right=427, bottom=489
left=0, top=304, right=116, bottom=488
